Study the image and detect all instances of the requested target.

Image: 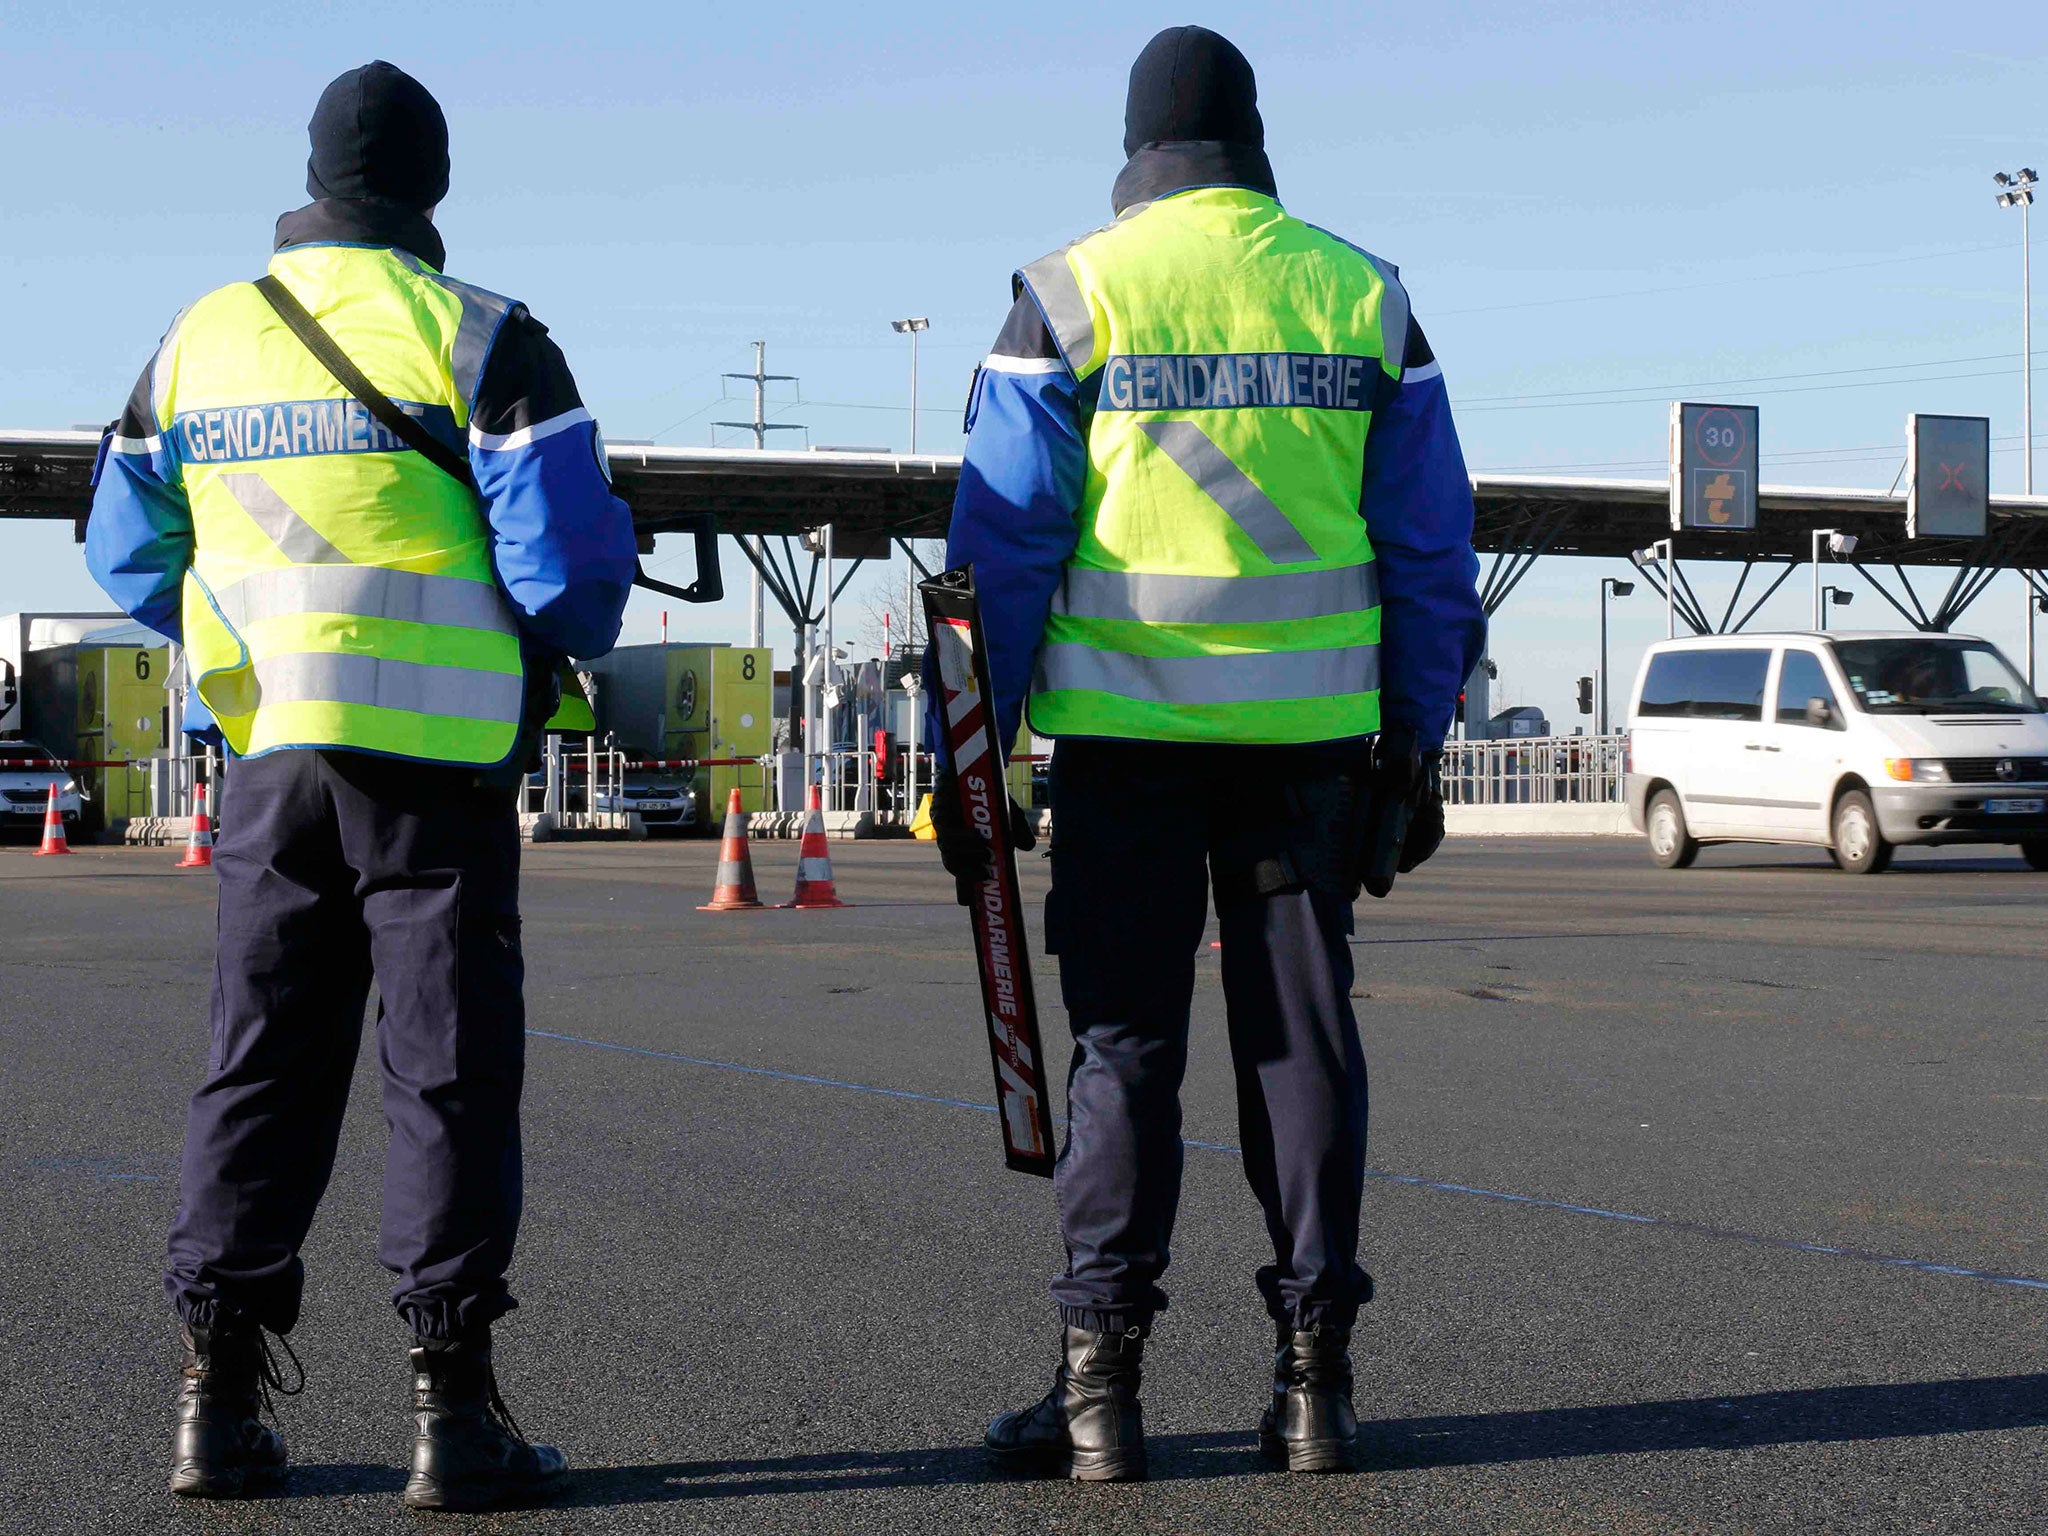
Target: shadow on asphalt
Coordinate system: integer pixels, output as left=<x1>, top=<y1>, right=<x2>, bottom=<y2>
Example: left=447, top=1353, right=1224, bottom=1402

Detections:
left=248, top=1373, right=2034, bottom=1506
left=1358, top=1373, right=2048, bottom=1470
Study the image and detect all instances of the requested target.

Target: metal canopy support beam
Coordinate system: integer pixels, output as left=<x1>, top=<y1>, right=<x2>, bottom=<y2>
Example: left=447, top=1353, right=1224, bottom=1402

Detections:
left=895, top=537, right=937, bottom=581
left=1833, top=523, right=2048, bottom=632
left=734, top=534, right=815, bottom=631
left=830, top=557, right=868, bottom=604
left=1725, top=561, right=1801, bottom=634
left=1629, top=556, right=1713, bottom=636
left=1670, top=561, right=1716, bottom=636
left=1716, top=561, right=1757, bottom=634
left=1845, top=562, right=1936, bottom=631
left=1478, top=502, right=1574, bottom=616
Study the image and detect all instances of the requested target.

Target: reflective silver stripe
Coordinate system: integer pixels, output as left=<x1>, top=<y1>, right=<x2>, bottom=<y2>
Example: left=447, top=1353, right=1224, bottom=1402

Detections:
left=212, top=566, right=515, bottom=635
left=982, top=353, right=1068, bottom=376
left=1020, top=250, right=1095, bottom=375
left=1301, top=223, right=1409, bottom=380
left=218, top=474, right=351, bottom=564
left=250, top=653, right=524, bottom=722
left=392, top=255, right=517, bottom=412
left=1054, top=563, right=1379, bottom=625
left=1034, top=642, right=1379, bottom=705
left=1402, top=360, right=1442, bottom=385
left=1365, top=255, right=1410, bottom=379
left=470, top=407, right=591, bottom=453
left=1135, top=421, right=1319, bottom=565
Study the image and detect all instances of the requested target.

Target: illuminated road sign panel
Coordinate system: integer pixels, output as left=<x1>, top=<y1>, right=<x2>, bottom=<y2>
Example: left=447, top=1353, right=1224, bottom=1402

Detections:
left=1906, top=414, right=1989, bottom=539
left=1669, top=402, right=1759, bottom=532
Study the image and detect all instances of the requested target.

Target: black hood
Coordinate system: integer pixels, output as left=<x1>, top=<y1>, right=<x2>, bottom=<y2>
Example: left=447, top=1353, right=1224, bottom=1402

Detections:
left=1113, top=28, right=1275, bottom=214
left=1123, top=26, right=1263, bottom=155
left=305, top=61, right=449, bottom=211
left=274, top=198, right=446, bottom=271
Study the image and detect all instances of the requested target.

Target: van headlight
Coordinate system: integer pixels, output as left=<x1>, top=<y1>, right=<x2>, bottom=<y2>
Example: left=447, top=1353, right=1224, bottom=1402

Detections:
left=1884, top=758, right=1948, bottom=783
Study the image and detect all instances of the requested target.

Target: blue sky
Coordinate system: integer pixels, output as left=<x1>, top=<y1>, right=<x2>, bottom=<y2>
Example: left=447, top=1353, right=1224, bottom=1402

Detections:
left=3, top=2, right=2043, bottom=723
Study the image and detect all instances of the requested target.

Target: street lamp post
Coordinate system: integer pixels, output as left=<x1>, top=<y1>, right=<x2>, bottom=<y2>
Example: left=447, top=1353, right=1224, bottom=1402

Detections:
left=891, top=317, right=930, bottom=454
left=1811, top=529, right=1859, bottom=629
left=1598, top=576, right=1635, bottom=735
left=1995, top=170, right=2037, bottom=495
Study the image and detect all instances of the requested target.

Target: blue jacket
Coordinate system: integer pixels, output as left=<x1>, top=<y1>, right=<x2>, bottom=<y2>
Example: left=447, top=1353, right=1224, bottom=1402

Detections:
left=87, top=198, right=637, bottom=740
left=931, top=144, right=1486, bottom=760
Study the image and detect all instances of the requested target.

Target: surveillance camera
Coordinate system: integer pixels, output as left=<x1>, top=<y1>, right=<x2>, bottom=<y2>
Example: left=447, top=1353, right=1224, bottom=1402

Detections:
left=1829, top=532, right=1859, bottom=556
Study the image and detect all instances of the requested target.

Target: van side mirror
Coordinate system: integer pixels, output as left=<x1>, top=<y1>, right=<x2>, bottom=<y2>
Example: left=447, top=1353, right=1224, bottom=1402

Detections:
left=1804, top=696, right=1835, bottom=729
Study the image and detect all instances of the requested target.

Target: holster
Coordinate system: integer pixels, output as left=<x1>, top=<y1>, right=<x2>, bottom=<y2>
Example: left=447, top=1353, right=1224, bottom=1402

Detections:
left=1354, top=725, right=1423, bottom=900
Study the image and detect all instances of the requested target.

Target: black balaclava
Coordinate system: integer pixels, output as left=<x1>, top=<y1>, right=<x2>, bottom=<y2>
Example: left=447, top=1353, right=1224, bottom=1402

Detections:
left=1123, top=26, right=1263, bottom=156
left=305, top=61, right=450, bottom=210
left=1113, top=27, right=1274, bottom=213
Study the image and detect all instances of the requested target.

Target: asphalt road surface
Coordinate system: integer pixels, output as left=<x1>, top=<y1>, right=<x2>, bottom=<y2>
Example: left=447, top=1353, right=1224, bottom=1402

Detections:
left=3, top=830, right=2044, bottom=1534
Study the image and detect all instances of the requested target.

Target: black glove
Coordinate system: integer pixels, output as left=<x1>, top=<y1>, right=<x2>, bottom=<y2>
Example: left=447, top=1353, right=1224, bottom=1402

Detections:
left=931, top=765, right=1037, bottom=905
left=1398, top=761, right=1445, bottom=874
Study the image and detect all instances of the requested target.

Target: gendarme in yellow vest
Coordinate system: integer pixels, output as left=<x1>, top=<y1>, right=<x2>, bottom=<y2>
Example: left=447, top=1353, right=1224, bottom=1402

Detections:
left=154, top=243, right=526, bottom=766
left=1019, top=187, right=1406, bottom=745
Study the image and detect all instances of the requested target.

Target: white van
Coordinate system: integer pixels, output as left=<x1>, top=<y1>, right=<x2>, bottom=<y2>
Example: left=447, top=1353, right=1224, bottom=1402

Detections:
left=1625, top=632, right=2048, bottom=873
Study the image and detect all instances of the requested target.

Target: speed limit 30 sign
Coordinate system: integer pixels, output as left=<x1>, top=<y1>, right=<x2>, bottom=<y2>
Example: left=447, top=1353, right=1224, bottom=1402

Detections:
left=1669, top=402, right=1759, bottom=531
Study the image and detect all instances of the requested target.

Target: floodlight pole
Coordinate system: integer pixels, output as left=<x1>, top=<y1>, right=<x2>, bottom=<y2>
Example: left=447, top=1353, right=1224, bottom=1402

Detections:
left=1996, top=170, right=2037, bottom=494
left=891, top=317, right=930, bottom=455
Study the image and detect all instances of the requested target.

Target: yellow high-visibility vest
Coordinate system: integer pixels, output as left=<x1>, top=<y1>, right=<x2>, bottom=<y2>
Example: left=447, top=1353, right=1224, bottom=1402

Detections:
left=1019, top=187, right=1404, bottom=744
left=155, top=243, right=526, bottom=766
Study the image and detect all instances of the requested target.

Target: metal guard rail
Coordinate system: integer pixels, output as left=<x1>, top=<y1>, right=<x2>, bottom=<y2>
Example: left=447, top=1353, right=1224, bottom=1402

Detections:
left=1440, top=734, right=1628, bottom=806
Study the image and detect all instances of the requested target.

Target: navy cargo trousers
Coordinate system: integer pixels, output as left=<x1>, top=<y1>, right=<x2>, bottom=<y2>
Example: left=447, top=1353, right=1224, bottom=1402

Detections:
left=164, top=748, right=526, bottom=1340
left=1044, top=737, right=1372, bottom=1334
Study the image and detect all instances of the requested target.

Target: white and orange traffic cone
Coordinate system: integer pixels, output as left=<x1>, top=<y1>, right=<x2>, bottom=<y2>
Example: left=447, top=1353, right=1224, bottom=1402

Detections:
left=698, top=787, right=764, bottom=911
left=32, top=782, right=72, bottom=857
left=780, top=783, right=848, bottom=909
left=176, top=782, right=214, bottom=869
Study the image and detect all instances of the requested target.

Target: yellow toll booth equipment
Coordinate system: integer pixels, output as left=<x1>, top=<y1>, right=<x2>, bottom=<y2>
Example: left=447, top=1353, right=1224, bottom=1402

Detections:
left=659, top=646, right=773, bottom=821
left=75, top=644, right=168, bottom=823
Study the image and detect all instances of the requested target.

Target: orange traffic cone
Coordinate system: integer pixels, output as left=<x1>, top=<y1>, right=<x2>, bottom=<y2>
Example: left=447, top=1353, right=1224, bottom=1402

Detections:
left=32, top=782, right=72, bottom=856
left=698, top=787, right=764, bottom=910
left=176, top=782, right=214, bottom=869
left=780, top=783, right=848, bottom=909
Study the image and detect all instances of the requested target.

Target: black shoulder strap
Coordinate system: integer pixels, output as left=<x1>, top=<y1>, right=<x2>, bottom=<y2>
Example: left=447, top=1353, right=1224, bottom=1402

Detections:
left=252, top=274, right=477, bottom=492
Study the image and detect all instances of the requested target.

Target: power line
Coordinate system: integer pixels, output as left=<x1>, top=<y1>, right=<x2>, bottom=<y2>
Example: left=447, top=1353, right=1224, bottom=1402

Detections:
left=1457, top=352, right=2017, bottom=406
left=1432, top=241, right=2018, bottom=319
left=1458, top=365, right=2022, bottom=414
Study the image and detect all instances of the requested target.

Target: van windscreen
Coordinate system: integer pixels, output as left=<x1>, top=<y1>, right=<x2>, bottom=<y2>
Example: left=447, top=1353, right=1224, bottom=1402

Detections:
left=1638, top=649, right=1771, bottom=721
left=1829, top=638, right=2041, bottom=715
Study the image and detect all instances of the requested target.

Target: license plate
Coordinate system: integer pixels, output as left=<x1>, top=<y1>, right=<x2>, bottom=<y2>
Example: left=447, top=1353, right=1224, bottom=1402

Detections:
left=638, top=801, right=671, bottom=811
left=1984, top=797, right=2045, bottom=815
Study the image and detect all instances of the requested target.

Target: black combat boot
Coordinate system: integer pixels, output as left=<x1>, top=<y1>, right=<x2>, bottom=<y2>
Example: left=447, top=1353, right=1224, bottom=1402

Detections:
left=168, top=1319, right=293, bottom=1497
left=1259, top=1322, right=1360, bottom=1472
left=984, top=1325, right=1147, bottom=1482
left=401, top=1331, right=567, bottom=1511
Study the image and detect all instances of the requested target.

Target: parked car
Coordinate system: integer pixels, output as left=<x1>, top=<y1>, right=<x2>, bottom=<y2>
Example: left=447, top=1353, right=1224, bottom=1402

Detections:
left=0, top=741, right=83, bottom=836
left=1626, top=632, right=2048, bottom=874
left=593, top=780, right=697, bottom=832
